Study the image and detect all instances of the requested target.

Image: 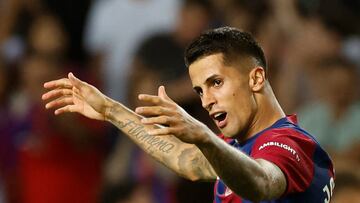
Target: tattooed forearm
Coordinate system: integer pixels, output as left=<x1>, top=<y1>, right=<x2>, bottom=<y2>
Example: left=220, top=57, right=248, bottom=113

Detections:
left=115, top=119, right=175, bottom=154
left=178, top=147, right=217, bottom=180
left=105, top=100, right=216, bottom=181
left=106, top=101, right=179, bottom=155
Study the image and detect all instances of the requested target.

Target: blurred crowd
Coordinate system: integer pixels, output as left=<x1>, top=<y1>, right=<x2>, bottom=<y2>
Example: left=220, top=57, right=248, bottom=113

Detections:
left=0, top=0, right=359, bottom=202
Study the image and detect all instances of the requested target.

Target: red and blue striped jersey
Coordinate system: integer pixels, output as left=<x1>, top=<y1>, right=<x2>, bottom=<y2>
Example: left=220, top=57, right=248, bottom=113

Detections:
left=214, top=115, right=335, bottom=203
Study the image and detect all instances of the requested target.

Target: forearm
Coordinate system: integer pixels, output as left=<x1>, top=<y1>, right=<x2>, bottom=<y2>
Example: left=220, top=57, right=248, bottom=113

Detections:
left=104, top=98, right=216, bottom=181
left=197, top=135, right=283, bottom=201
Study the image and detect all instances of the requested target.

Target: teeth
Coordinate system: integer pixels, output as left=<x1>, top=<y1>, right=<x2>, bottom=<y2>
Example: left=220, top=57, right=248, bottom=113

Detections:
left=214, top=113, right=223, bottom=118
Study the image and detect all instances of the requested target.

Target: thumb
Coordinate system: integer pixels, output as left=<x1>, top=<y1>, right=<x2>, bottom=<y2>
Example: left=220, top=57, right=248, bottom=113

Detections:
left=68, top=72, right=84, bottom=89
left=158, top=86, right=171, bottom=101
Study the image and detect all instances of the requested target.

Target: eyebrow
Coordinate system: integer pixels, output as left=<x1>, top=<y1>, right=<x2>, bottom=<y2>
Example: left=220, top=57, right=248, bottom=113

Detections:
left=205, top=74, right=220, bottom=85
left=193, top=74, right=220, bottom=90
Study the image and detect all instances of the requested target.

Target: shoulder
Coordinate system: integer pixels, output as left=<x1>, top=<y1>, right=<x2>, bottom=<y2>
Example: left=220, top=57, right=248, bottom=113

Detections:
left=250, top=124, right=322, bottom=169
left=253, top=127, right=317, bottom=152
left=250, top=127, right=320, bottom=195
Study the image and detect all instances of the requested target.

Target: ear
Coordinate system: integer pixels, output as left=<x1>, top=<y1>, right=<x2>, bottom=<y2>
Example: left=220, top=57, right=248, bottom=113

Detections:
left=248, top=67, right=266, bottom=92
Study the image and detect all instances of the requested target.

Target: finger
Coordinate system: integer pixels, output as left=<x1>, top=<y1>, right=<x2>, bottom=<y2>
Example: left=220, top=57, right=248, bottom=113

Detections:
left=68, top=72, right=87, bottom=90
left=44, top=78, right=72, bottom=89
left=135, top=106, right=173, bottom=117
left=54, top=105, right=78, bottom=115
left=42, top=88, right=73, bottom=100
left=158, top=86, right=173, bottom=101
left=73, top=86, right=80, bottom=95
left=138, top=94, right=163, bottom=105
left=45, top=96, right=74, bottom=109
left=147, top=127, right=173, bottom=136
left=141, top=116, right=175, bottom=125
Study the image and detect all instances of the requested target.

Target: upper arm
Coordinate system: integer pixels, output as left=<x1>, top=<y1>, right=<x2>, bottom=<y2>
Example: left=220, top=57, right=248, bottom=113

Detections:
left=255, top=159, right=287, bottom=199
left=251, top=130, right=316, bottom=196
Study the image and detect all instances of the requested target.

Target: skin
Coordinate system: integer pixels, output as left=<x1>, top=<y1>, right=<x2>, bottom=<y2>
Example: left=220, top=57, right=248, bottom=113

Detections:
left=42, top=73, right=217, bottom=181
left=42, top=53, right=286, bottom=201
left=189, top=53, right=286, bottom=200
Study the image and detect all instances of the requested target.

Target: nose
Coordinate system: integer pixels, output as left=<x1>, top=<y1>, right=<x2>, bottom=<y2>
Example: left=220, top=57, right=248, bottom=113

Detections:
left=201, top=92, right=216, bottom=111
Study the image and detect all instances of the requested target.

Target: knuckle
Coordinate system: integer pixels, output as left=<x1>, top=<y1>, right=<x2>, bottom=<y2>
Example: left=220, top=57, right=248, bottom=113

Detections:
left=161, top=116, right=168, bottom=123
left=153, top=97, right=160, bottom=103
left=155, top=107, right=162, bottom=115
left=174, top=113, right=182, bottom=121
left=147, top=107, right=155, bottom=114
left=164, top=128, right=172, bottom=134
left=159, top=128, right=166, bottom=134
left=177, top=126, right=185, bottom=133
left=171, top=127, right=182, bottom=136
left=177, top=116, right=185, bottom=122
left=138, top=107, right=146, bottom=113
left=148, top=117, right=155, bottom=123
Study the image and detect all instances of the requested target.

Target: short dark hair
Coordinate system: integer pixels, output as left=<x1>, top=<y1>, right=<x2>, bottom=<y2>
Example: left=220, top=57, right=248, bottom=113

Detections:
left=184, top=27, right=267, bottom=75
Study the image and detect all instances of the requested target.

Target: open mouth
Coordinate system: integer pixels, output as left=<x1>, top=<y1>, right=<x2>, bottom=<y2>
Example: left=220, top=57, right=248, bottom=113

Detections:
left=212, top=112, right=228, bottom=128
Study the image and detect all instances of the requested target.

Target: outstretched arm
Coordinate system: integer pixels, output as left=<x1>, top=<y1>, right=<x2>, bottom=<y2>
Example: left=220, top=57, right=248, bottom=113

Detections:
left=42, top=73, right=216, bottom=181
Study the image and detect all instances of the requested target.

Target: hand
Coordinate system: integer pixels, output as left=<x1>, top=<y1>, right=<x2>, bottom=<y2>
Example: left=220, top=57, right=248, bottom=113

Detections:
left=135, top=86, right=212, bottom=145
left=42, top=72, right=110, bottom=121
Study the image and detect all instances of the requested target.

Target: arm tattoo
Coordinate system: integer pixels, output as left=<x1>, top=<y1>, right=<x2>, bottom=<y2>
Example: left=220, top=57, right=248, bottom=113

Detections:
left=178, top=147, right=217, bottom=180
left=107, top=102, right=216, bottom=180
left=115, top=118, right=175, bottom=154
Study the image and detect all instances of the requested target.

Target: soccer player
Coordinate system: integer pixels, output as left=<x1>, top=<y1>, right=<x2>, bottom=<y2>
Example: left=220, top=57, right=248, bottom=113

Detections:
left=42, top=27, right=334, bottom=202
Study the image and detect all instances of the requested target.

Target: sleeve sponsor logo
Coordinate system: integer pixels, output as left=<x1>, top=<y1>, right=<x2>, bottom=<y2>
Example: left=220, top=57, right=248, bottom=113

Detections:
left=258, top=141, right=300, bottom=162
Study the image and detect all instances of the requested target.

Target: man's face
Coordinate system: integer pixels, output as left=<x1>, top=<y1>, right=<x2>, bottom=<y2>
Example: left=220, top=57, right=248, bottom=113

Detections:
left=189, top=53, right=257, bottom=138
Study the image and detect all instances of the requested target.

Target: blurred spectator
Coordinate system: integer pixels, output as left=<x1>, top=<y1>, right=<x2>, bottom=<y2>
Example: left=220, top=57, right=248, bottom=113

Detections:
left=26, top=13, right=101, bottom=86
left=128, top=0, right=214, bottom=110
left=212, top=0, right=270, bottom=35
left=13, top=52, right=107, bottom=203
left=84, top=0, right=179, bottom=102
left=0, top=8, right=110, bottom=203
left=10, top=13, right=70, bottom=116
left=0, top=0, right=358, bottom=202
left=42, top=0, right=92, bottom=63
left=0, top=60, right=11, bottom=170
left=84, top=1, right=180, bottom=202
left=297, top=56, right=360, bottom=174
left=0, top=58, right=20, bottom=203
left=342, top=36, right=360, bottom=70
left=27, top=14, right=68, bottom=59
left=270, top=0, right=360, bottom=113
left=0, top=0, right=91, bottom=66
left=0, top=0, right=44, bottom=64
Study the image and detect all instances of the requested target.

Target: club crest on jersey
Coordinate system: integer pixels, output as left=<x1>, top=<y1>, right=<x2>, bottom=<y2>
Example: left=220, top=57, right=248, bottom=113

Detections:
left=224, top=187, right=233, bottom=196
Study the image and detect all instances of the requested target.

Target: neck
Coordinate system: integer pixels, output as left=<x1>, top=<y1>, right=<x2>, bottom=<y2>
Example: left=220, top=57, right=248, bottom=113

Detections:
left=237, top=83, right=285, bottom=142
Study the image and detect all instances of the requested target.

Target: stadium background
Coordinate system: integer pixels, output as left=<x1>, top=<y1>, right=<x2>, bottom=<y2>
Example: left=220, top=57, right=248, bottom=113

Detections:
left=0, top=0, right=359, bottom=202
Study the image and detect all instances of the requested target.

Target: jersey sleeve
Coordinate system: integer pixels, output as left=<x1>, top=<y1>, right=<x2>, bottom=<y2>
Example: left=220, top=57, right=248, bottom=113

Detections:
left=250, top=128, right=316, bottom=196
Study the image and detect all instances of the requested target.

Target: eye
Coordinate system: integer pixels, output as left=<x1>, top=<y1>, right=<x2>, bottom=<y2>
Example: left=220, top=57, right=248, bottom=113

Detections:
left=213, top=79, right=223, bottom=87
left=194, top=87, right=203, bottom=97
